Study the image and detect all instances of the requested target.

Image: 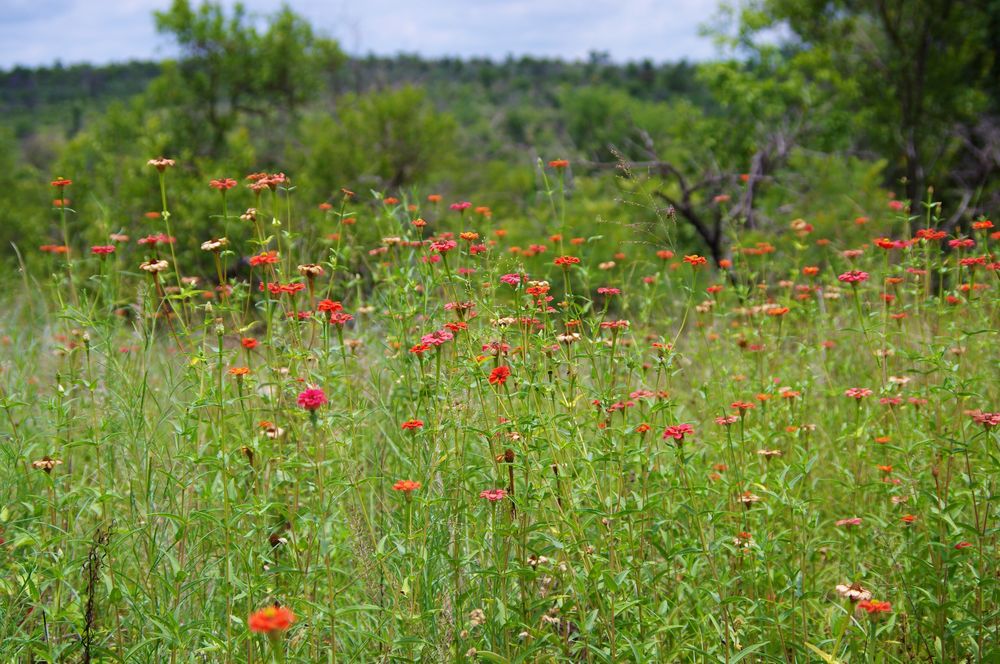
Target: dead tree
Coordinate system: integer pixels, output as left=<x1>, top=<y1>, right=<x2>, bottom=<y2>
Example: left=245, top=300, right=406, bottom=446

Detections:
left=594, top=120, right=803, bottom=267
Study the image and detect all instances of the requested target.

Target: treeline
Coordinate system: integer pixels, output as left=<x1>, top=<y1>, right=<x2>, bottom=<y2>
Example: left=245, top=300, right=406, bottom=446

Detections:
left=1, top=53, right=710, bottom=158
left=1, top=62, right=161, bottom=138
left=0, top=0, right=997, bottom=273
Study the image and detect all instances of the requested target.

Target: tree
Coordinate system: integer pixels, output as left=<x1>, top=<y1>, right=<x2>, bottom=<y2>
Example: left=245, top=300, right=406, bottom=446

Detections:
left=299, top=86, right=457, bottom=193
left=722, top=0, right=999, bottom=217
left=153, top=0, right=343, bottom=155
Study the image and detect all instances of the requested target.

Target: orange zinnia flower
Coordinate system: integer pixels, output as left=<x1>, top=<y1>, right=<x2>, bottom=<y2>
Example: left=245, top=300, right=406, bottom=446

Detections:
left=248, top=605, right=295, bottom=634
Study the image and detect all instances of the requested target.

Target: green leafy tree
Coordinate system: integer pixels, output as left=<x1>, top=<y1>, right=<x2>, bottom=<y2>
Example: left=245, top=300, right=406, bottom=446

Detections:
left=300, top=86, right=457, bottom=193
left=720, top=0, right=999, bottom=216
left=153, top=0, right=344, bottom=155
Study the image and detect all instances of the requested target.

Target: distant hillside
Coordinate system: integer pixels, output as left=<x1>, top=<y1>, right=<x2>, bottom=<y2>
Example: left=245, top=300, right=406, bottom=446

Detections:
left=0, top=61, right=163, bottom=138
left=0, top=54, right=709, bottom=144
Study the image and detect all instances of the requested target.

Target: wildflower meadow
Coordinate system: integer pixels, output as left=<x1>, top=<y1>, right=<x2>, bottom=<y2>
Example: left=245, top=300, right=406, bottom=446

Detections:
left=0, top=158, right=997, bottom=663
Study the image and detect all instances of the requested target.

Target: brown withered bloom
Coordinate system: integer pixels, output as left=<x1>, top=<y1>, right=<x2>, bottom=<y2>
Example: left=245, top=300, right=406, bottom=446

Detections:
left=201, top=238, right=228, bottom=252
left=298, top=263, right=324, bottom=278
left=836, top=582, right=872, bottom=603
left=140, top=259, right=170, bottom=274
left=32, top=456, right=63, bottom=473
left=147, top=157, right=176, bottom=172
left=495, top=448, right=515, bottom=464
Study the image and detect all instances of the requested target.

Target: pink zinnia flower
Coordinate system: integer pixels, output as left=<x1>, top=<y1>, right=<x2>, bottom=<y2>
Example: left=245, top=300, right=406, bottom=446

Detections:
left=297, top=388, right=328, bottom=411
left=838, top=270, right=869, bottom=284
left=480, top=488, right=507, bottom=502
left=662, top=423, right=694, bottom=442
left=967, top=410, right=1000, bottom=429
left=835, top=517, right=862, bottom=527
left=429, top=239, right=457, bottom=253
left=421, top=329, right=454, bottom=347
left=844, top=387, right=873, bottom=400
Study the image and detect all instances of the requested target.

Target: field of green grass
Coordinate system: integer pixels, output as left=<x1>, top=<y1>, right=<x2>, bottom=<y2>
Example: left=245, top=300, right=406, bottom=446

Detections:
left=0, top=162, right=997, bottom=662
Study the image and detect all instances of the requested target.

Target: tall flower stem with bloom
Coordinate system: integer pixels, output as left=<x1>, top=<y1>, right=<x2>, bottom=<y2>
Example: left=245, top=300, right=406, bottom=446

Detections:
left=53, top=180, right=81, bottom=306
left=249, top=606, right=295, bottom=663
left=154, top=166, right=185, bottom=321
left=215, top=325, right=235, bottom=651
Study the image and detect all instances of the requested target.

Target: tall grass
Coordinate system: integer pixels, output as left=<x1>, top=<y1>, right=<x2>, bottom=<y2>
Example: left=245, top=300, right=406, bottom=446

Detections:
left=0, top=162, right=997, bottom=662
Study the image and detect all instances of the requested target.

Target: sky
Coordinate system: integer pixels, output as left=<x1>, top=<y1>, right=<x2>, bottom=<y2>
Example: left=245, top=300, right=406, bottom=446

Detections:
left=0, top=0, right=721, bottom=68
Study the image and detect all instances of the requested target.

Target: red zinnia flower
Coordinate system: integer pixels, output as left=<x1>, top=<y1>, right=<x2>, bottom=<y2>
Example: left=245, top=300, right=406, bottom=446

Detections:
left=857, top=599, right=891, bottom=615
left=554, top=256, right=580, bottom=267
left=248, top=605, right=295, bottom=633
left=91, top=245, right=115, bottom=255
left=249, top=251, right=280, bottom=266
left=209, top=178, right=238, bottom=191
left=393, top=480, right=421, bottom=493
left=488, top=366, right=511, bottom=386
left=401, top=419, right=424, bottom=430
left=317, top=299, right=344, bottom=313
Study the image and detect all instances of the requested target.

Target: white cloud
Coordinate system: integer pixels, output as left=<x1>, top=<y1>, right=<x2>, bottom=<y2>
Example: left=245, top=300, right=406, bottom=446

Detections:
left=0, top=0, right=719, bottom=68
